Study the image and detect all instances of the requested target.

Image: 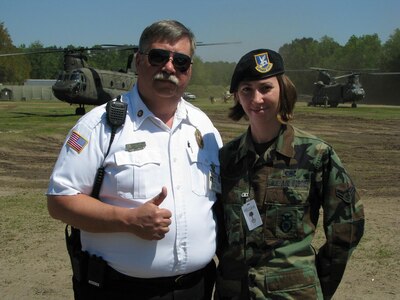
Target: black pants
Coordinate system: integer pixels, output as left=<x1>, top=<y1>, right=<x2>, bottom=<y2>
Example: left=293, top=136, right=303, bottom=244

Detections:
left=73, top=260, right=216, bottom=300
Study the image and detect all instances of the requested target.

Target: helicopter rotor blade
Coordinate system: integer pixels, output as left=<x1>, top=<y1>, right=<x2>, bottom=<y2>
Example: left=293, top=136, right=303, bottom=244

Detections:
left=368, top=72, right=400, bottom=75
left=0, top=46, right=132, bottom=57
left=333, top=73, right=358, bottom=80
left=0, top=41, right=241, bottom=58
left=196, top=41, right=242, bottom=46
left=99, top=44, right=139, bottom=51
left=309, top=67, right=341, bottom=72
left=286, top=69, right=313, bottom=72
left=0, top=48, right=66, bottom=57
left=100, top=42, right=242, bottom=48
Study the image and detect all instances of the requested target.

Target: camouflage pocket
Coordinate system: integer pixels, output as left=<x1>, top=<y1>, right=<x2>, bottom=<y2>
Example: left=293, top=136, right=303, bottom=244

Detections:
left=223, top=203, right=244, bottom=245
left=261, top=267, right=322, bottom=299
left=266, top=185, right=309, bottom=205
left=222, top=186, right=250, bottom=245
left=263, top=203, right=306, bottom=241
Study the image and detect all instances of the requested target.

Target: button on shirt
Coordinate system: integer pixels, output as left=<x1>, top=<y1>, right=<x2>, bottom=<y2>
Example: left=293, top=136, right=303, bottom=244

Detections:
left=47, top=85, right=222, bottom=278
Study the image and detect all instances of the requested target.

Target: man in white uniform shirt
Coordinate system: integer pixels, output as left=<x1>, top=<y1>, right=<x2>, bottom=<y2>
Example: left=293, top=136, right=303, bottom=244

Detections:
left=47, top=20, right=222, bottom=300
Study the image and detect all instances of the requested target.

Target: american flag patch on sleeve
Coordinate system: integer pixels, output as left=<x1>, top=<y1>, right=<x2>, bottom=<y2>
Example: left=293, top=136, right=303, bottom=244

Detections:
left=67, top=131, right=88, bottom=153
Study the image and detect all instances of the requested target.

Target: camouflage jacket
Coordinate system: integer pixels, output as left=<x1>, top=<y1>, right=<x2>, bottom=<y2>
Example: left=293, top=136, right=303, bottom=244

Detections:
left=215, top=124, right=364, bottom=300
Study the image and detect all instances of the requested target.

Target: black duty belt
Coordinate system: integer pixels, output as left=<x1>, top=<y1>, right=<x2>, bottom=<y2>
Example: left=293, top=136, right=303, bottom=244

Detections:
left=106, top=264, right=208, bottom=288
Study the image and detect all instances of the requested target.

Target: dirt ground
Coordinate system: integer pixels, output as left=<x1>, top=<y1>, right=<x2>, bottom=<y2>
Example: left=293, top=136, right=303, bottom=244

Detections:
left=0, top=104, right=399, bottom=299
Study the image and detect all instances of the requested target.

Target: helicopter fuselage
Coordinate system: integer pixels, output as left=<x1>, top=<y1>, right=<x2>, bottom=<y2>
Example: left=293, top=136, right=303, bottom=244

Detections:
left=52, top=68, right=136, bottom=106
left=309, top=73, right=365, bottom=108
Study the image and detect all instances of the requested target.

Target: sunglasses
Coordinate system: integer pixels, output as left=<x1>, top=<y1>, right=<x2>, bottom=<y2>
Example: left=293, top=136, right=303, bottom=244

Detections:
left=142, top=48, right=192, bottom=72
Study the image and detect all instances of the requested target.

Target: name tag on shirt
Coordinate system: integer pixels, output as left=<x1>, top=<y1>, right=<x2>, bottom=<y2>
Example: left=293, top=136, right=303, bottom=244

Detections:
left=125, top=142, right=146, bottom=152
left=241, top=199, right=262, bottom=231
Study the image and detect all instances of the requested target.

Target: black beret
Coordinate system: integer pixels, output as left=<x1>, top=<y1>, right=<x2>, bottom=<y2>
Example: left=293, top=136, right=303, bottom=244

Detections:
left=230, top=49, right=285, bottom=93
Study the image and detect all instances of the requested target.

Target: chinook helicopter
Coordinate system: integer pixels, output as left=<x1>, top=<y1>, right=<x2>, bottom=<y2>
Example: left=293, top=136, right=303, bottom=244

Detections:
left=308, top=68, right=366, bottom=108
left=0, top=45, right=137, bottom=115
left=1, top=42, right=239, bottom=115
left=52, top=46, right=137, bottom=115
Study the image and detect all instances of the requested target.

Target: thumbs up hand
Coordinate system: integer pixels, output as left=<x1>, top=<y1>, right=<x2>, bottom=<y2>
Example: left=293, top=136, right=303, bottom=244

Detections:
left=149, top=186, right=168, bottom=207
left=128, top=187, right=172, bottom=240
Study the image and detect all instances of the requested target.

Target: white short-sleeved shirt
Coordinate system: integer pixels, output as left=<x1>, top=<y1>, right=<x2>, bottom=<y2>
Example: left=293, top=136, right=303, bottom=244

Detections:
left=47, top=85, right=222, bottom=278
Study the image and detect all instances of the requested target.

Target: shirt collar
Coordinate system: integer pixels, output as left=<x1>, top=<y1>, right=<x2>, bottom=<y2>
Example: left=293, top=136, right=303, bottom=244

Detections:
left=235, top=124, right=295, bottom=164
left=128, top=85, right=190, bottom=131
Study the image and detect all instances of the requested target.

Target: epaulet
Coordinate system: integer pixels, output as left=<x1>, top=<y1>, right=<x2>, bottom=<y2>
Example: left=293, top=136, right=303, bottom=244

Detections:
left=185, top=100, right=213, bottom=128
left=69, top=104, right=108, bottom=141
left=293, top=126, right=333, bottom=148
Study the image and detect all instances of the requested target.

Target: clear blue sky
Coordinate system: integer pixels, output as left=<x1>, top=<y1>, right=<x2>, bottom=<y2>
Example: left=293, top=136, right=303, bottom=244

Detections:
left=1, top=0, right=399, bottom=62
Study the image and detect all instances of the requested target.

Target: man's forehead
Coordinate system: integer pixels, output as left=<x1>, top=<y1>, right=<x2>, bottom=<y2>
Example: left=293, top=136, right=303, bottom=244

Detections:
left=149, top=38, right=192, bottom=54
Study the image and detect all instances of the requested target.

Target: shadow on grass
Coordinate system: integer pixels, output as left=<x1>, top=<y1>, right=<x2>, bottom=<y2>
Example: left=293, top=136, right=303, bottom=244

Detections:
left=10, top=112, right=77, bottom=118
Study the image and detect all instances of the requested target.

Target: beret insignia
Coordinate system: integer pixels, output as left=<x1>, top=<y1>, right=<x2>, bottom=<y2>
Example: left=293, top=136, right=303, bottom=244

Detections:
left=254, top=52, right=273, bottom=73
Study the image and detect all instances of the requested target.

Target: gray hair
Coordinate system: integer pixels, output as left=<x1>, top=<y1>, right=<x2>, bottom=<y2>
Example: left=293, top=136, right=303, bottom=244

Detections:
left=138, top=20, right=196, bottom=56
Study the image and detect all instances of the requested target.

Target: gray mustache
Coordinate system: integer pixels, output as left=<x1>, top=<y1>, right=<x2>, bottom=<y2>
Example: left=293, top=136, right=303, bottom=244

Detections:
left=153, top=72, right=179, bottom=85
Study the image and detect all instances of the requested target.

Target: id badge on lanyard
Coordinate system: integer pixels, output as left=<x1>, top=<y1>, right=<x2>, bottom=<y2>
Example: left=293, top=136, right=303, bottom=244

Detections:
left=241, top=191, right=262, bottom=231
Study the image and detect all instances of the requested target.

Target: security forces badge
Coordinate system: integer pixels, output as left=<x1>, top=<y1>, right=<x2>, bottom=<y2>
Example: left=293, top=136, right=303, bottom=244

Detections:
left=254, top=52, right=273, bottom=73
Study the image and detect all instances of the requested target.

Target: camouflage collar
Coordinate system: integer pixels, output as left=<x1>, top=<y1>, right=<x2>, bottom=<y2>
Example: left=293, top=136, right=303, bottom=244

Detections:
left=275, top=124, right=296, bottom=158
left=235, top=128, right=254, bottom=164
left=235, top=124, right=295, bottom=164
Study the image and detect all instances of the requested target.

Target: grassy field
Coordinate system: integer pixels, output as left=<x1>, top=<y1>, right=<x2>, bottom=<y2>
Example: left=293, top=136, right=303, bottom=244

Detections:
left=0, top=99, right=399, bottom=299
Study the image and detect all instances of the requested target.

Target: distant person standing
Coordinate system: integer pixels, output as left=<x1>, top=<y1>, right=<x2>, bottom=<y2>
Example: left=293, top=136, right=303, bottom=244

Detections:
left=214, top=48, right=364, bottom=299
left=47, top=20, right=222, bottom=300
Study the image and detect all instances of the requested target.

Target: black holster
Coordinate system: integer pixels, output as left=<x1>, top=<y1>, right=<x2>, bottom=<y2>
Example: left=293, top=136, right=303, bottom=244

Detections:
left=65, top=225, right=108, bottom=288
left=65, top=225, right=88, bottom=282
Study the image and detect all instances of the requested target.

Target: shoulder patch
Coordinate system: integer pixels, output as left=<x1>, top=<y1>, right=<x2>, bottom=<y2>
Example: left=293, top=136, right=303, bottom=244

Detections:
left=65, top=104, right=106, bottom=153
left=67, top=131, right=88, bottom=153
left=336, top=186, right=356, bottom=203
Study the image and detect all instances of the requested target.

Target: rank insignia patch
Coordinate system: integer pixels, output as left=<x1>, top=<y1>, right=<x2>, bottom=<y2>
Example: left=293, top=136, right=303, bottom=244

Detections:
left=336, top=186, right=356, bottom=203
left=67, top=131, right=88, bottom=153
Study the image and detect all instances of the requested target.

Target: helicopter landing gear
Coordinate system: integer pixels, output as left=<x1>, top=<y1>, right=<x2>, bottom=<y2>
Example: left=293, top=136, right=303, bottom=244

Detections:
left=75, top=106, right=86, bottom=115
left=330, top=102, right=339, bottom=108
left=323, top=96, right=329, bottom=108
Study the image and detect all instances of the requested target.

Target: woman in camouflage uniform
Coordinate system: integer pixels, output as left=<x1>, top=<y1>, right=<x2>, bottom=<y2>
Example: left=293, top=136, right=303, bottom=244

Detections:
left=214, top=49, right=365, bottom=300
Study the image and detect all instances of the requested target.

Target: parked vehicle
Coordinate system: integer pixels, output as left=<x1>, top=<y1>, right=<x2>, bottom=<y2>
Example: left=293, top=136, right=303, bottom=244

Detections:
left=183, top=92, right=196, bottom=101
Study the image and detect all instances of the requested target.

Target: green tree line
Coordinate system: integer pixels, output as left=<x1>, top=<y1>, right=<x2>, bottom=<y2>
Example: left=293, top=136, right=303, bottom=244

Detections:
left=0, top=21, right=236, bottom=87
left=280, top=31, right=400, bottom=94
left=1, top=21, right=399, bottom=95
